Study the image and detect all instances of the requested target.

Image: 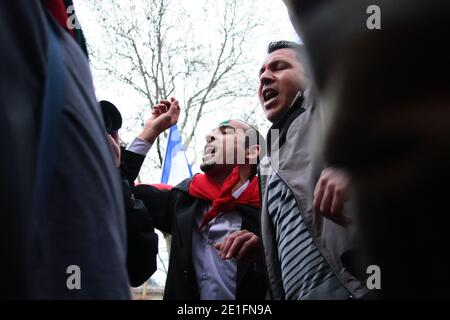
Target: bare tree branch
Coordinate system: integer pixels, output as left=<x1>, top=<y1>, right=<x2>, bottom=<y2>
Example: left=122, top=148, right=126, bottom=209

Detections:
left=85, top=0, right=260, bottom=169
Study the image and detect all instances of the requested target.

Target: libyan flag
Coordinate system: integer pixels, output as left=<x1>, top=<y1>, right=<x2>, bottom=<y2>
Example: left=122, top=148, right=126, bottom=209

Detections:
left=43, top=0, right=89, bottom=58
left=160, top=125, right=193, bottom=186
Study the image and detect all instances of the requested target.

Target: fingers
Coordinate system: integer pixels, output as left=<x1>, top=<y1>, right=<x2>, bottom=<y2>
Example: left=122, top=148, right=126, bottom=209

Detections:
left=110, top=131, right=120, bottom=144
left=320, top=183, right=334, bottom=213
left=151, top=98, right=181, bottom=117
left=226, top=232, right=252, bottom=259
left=107, top=134, right=121, bottom=167
left=170, top=97, right=181, bottom=112
left=151, top=103, right=168, bottom=115
left=219, top=230, right=243, bottom=259
left=108, top=134, right=119, bottom=147
left=314, top=168, right=353, bottom=227
left=316, top=168, right=334, bottom=213
left=167, top=98, right=181, bottom=126
left=313, top=172, right=326, bottom=208
left=107, top=134, right=116, bottom=146
left=315, top=168, right=349, bottom=214
left=236, top=234, right=260, bottom=260
left=216, top=230, right=261, bottom=262
left=159, top=99, right=171, bottom=109
left=167, top=98, right=180, bottom=115
left=330, top=185, right=345, bottom=215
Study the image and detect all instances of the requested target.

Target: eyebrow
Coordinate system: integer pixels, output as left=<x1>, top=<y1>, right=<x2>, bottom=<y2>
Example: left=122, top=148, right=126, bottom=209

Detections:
left=259, top=66, right=265, bottom=76
left=259, top=59, right=291, bottom=76
left=217, top=124, right=236, bottom=131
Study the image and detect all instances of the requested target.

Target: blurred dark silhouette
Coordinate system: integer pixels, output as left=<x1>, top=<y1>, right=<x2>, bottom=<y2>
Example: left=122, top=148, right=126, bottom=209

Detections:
left=100, top=100, right=123, bottom=135
left=283, top=0, right=450, bottom=298
left=0, top=1, right=130, bottom=299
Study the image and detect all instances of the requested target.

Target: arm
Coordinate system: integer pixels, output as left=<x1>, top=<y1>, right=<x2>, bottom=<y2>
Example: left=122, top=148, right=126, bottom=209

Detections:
left=115, top=136, right=177, bottom=234
left=121, top=147, right=146, bottom=184
left=132, top=183, right=175, bottom=234
left=121, top=168, right=158, bottom=287
left=108, top=97, right=181, bottom=285
left=109, top=132, right=159, bottom=286
left=122, top=97, right=181, bottom=232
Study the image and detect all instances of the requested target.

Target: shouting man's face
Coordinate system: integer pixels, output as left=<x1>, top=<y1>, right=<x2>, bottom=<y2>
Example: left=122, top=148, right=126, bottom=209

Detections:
left=200, top=120, right=249, bottom=173
left=258, top=48, right=305, bottom=123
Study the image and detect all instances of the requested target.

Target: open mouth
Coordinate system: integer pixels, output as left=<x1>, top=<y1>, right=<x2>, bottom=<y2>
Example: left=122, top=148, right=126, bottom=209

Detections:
left=202, top=149, right=216, bottom=163
left=263, top=88, right=279, bottom=105
left=203, top=145, right=216, bottom=157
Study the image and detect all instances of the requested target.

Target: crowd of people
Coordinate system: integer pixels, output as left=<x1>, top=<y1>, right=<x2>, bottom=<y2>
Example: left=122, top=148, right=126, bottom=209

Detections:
left=1, top=0, right=449, bottom=300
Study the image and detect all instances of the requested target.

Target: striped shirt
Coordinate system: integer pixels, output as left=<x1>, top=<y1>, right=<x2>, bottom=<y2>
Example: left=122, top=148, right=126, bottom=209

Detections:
left=267, top=173, right=350, bottom=299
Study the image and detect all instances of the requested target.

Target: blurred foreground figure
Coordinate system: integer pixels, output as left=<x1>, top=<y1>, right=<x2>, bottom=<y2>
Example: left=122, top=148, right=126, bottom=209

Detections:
left=0, top=1, right=130, bottom=298
left=283, top=0, right=450, bottom=298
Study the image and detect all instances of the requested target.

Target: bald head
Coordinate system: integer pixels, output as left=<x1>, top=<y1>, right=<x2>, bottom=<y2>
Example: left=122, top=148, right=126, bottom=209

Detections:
left=200, top=119, right=265, bottom=176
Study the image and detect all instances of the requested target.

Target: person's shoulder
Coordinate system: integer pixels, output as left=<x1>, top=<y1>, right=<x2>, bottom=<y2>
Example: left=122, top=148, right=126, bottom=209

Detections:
left=172, top=177, right=194, bottom=193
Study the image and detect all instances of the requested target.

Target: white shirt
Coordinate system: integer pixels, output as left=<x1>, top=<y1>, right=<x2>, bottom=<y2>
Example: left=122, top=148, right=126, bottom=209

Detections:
left=192, top=180, right=248, bottom=300
left=127, top=137, right=152, bottom=155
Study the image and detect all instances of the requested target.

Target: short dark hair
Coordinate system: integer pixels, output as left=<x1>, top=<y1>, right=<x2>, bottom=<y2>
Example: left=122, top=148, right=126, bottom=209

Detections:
left=267, top=40, right=307, bottom=66
left=268, top=40, right=301, bottom=54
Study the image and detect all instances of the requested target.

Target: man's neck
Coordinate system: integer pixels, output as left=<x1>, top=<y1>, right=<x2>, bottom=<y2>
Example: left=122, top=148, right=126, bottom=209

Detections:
left=207, top=165, right=253, bottom=192
left=207, top=166, right=233, bottom=185
left=232, top=165, right=252, bottom=193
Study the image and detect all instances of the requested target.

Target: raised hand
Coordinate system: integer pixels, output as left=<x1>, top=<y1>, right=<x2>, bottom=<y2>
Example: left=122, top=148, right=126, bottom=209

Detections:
left=138, top=97, right=181, bottom=144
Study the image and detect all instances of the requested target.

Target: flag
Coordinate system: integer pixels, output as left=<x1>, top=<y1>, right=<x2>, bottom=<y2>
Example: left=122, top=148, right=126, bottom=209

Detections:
left=161, top=125, right=193, bottom=185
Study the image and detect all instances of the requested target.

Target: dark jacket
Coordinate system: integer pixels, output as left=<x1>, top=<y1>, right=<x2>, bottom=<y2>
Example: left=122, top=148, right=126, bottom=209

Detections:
left=123, top=150, right=267, bottom=300
left=0, top=1, right=130, bottom=299
left=120, top=164, right=158, bottom=287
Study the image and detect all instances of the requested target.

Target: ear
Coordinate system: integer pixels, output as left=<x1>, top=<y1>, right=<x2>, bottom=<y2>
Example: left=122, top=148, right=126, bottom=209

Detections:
left=246, top=145, right=260, bottom=164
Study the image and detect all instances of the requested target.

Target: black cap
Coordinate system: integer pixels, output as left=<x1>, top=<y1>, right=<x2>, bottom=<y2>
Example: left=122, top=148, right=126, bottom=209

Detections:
left=99, top=100, right=122, bottom=134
